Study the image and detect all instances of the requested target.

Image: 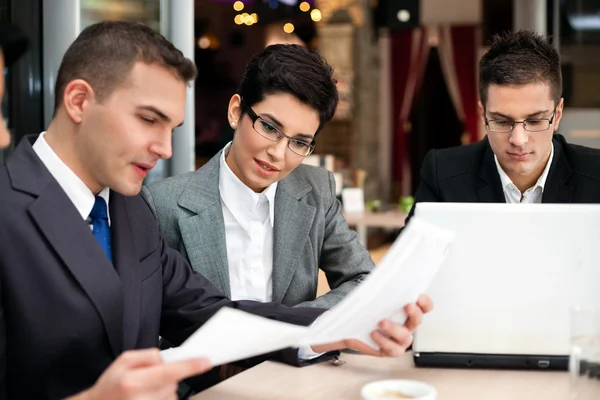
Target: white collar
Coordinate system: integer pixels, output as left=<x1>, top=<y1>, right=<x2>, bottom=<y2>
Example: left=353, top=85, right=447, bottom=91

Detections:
left=32, top=132, right=111, bottom=223
left=219, top=142, right=277, bottom=229
left=494, top=143, right=554, bottom=194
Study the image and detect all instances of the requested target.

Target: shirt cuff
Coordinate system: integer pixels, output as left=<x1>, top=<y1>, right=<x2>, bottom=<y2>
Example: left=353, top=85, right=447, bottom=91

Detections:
left=298, top=345, right=325, bottom=360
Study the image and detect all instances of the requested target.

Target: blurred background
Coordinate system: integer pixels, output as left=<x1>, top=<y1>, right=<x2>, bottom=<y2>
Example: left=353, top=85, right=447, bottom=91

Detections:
left=1, top=0, right=599, bottom=249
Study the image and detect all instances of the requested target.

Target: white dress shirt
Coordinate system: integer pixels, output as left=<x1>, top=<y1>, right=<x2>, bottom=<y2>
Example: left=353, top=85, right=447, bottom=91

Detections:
left=32, top=132, right=110, bottom=225
left=219, top=143, right=277, bottom=302
left=494, top=144, right=554, bottom=204
left=219, top=144, right=322, bottom=359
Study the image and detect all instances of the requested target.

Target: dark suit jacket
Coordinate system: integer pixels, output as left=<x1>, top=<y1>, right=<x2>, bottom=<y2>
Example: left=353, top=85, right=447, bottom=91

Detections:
left=406, top=134, right=600, bottom=224
left=0, top=137, right=325, bottom=400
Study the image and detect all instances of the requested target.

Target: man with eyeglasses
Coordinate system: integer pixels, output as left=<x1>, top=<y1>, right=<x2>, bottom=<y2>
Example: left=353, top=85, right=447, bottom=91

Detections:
left=404, top=30, right=600, bottom=224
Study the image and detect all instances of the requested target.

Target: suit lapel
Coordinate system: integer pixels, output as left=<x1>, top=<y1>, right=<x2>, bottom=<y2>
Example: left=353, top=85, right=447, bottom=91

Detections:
left=542, top=136, right=573, bottom=203
left=110, top=192, right=141, bottom=350
left=177, top=153, right=230, bottom=296
left=477, top=139, right=506, bottom=203
left=19, top=162, right=125, bottom=357
left=9, top=137, right=125, bottom=356
left=272, top=173, right=316, bottom=304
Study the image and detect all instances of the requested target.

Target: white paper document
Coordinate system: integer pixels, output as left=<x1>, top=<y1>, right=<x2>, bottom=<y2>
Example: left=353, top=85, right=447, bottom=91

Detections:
left=160, top=307, right=308, bottom=365
left=162, top=217, right=455, bottom=366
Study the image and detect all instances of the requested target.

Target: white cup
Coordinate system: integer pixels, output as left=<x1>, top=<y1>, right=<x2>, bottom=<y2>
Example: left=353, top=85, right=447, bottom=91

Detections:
left=361, top=379, right=437, bottom=400
left=570, top=306, right=600, bottom=400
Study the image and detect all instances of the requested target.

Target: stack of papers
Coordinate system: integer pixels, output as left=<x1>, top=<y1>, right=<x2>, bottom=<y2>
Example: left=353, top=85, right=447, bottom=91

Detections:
left=162, top=216, right=455, bottom=366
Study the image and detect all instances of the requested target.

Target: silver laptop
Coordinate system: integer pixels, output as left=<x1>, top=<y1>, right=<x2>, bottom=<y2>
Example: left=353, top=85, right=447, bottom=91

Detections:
left=412, top=203, right=600, bottom=370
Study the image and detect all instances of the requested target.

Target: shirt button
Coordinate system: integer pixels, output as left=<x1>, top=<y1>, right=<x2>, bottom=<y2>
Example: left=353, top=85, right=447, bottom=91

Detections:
left=252, top=263, right=261, bottom=272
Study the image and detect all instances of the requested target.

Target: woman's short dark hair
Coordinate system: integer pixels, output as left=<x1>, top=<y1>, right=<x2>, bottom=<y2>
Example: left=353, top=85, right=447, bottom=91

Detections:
left=237, top=44, right=338, bottom=134
left=54, top=20, right=197, bottom=114
left=479, top=30, right=562, bottom=106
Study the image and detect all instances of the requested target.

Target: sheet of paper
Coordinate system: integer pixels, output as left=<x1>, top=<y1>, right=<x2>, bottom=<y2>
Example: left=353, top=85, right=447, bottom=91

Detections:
left=161, top=307, right=307, bottom=366
left=162, top=216, right=454, bottom=365
left=298, top=217, right=455, bottom=348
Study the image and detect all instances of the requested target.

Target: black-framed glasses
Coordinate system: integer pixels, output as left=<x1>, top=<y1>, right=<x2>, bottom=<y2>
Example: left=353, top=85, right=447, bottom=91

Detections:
left=241, top=98, right=316, bottom=157
left=484, top=108, right=557, bottom=133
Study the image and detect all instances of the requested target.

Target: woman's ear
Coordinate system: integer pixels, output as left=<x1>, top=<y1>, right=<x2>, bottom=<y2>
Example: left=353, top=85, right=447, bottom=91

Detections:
left=228, top=94, right=242, bottom=128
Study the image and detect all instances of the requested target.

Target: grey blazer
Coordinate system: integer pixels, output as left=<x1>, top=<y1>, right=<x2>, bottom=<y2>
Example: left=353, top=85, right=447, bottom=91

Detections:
left=141, top=151, right=373, bottom=308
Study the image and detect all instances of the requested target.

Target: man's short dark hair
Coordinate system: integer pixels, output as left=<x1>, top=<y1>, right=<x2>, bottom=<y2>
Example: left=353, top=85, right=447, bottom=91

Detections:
left=54, top=20, right=197, bottom=114
left=237, top=44, right=338, bottom=134
left=479, top=30, right=562, bottom=106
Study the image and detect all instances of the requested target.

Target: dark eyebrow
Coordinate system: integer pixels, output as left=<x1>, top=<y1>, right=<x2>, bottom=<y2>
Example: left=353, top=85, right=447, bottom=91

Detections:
left=260, top=113, right=284, bottom=130
left=294, top=133, right=315, bottom=142
left=260, top=113, right=315, bottom=141
left=138, top=105, right=172, bottom=123
left=487, top=110, right=551, bottom=119
left=524, top=110, right=551, bottom=118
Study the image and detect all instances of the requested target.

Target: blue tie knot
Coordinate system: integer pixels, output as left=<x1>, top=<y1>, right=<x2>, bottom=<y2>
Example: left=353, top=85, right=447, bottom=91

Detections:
left=90, top=196, right=109, bottom=221
left=89, top=196, right=112, bottom=263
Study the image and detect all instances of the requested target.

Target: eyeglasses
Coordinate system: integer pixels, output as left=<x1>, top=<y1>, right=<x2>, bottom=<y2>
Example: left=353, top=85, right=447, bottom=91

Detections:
left=485, top=108, right=557, bottom=133
left=241, top=98, right=316, bottom=157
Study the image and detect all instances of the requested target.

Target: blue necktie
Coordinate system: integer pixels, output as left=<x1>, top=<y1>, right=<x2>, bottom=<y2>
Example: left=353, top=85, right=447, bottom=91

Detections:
left=89, top=196, right=113, bottom=263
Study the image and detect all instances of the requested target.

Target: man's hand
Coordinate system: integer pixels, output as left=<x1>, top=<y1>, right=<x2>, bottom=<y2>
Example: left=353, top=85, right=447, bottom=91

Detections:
left=311, top=294, right=433, bottom=356
left=67, top=348, right=212, bottom=400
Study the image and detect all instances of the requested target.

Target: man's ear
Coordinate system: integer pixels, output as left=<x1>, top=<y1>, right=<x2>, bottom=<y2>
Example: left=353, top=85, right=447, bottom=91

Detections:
left=478, top=101, right=486, bottom=126
left=62, top=79, right=96, bottom=124
left=553, top=98, right=564, bottom=132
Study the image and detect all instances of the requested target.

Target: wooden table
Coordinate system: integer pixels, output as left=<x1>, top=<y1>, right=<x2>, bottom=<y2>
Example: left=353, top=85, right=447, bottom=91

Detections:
left=343, top=210, right=408, bottom=246
left=191, top=352, right=570, bottom=400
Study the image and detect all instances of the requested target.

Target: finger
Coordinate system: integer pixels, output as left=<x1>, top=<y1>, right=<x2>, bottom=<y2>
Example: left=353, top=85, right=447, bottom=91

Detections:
left=417, top=294, right=434, bottom=313
left=370, top=330, right=407, bottom=357
left=342, top=339, right=380, bottom=357
left=403, top=303, right=423, bottom=332
left=140, top=358, right=212, bottom=387
left=379, top=319, right=413, bottom=349
left=129, top=383, right=178, bottom=400
left=310, top=340, right=346, bottom=354
left=114, top=348, right=163, bottom=371
left=153, top=383, right=178, bottom=400
left=112, top=373, right=176, bottom=397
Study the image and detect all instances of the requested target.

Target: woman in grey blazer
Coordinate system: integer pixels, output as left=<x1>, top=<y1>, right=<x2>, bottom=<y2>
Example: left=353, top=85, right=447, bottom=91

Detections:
left=142, top=44, right=374, bottom=309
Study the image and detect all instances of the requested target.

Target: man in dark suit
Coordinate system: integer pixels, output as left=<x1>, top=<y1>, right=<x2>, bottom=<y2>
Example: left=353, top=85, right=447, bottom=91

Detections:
left=0, top=21, right=430, bottom=400
left=406, top=30, right=600, bottom=223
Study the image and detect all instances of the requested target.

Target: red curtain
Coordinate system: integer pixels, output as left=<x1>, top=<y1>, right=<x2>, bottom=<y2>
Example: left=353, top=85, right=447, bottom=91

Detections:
left=449, top=25, right=479, bottom=144
left=390, top=28, right=429, bottom=188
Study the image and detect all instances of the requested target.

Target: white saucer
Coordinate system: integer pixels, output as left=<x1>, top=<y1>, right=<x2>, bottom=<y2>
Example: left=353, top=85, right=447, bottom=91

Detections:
left=361, top=379, right=437, bottom=400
